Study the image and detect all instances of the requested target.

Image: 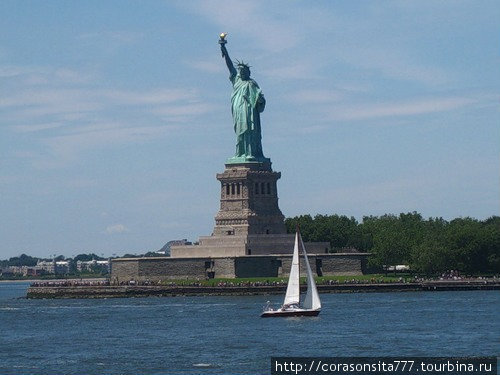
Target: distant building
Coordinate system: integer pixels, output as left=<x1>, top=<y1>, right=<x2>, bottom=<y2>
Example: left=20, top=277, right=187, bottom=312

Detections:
left=35, top=260, right=55, bottom=274
left=0, top=268, right=15, bottom=277
left=76, top=259, right=110, bottom=273
left=2, top=258, right=114, bottom=277
left=23, top=267, right=43, bottom=277
left=4, top=265, right=44, bottom=276
left=35, top=260, right=70, bottom=275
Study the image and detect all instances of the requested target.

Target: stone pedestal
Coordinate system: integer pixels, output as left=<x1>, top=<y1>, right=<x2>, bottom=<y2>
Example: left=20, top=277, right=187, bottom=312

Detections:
left=214, top=161, right=286, bottom=236
left=170, top=161, right=330, bottom=258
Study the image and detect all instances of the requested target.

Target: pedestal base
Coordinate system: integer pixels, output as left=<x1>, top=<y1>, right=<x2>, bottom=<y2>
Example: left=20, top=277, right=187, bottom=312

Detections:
left=170, top=160, right=331, bottom=258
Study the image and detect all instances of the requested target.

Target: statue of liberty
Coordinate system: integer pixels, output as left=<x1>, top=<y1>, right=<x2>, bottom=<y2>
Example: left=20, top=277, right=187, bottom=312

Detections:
left=219, top=34, right=268, bottom=163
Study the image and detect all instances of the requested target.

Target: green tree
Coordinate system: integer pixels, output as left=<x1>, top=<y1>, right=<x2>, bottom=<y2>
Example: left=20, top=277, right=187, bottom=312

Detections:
left=285, top=215, right=314, bottom=241
left=445, top=218, right=484, bottom=274
left=409, top=217, right=447, bottom=274
left=285, top=214, right=362, bottom=252
left=73, top=253, right=104, bottom=262
left=482, top=216, right=500, bottom=273
left=8, top=254, right=38, bottom=267
left=363, top=215, right=405, bottom=272
left=285, top=212, right=500, bottom=276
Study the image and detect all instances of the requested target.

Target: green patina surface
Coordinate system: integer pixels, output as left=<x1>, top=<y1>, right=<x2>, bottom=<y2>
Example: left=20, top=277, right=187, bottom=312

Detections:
left=220, top=34, right=269, bottom=164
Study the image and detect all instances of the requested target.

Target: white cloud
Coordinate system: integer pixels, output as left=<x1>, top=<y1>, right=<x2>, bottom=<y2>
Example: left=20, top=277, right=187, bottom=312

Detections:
left=78, top=31, right=145, bottom=46
left=100, top=88, right=199, bottom=106
left=281, top=92, right=485, bottom=129
left=12, top=122, right=65, bottom=133
left=1, top=87, right=198, bottom=114
left=287, top=89, right=344, bottom=104
left=179, top=0, right=301, bottom=52
left=327, top=96, right=477, bottom=121
left=186, top=60, right=224, bottom=74
left=105, top=224, right=129, bottom=234
left=42, top=122, right=178, bottom=162
left=295, top=125, right=329, bottom=135
left=0, top=65, right=220, bottom=168
left=178, top=1, right=458, bottom=88
left=152, top=102, right=219, bottom=118
left=335, top=45, right=452, bottom=86
left=263, top=61, right=319, bottom=80
left=0, top=65, right=39, bottom=78
left=0, top=65, right=98, bottom=85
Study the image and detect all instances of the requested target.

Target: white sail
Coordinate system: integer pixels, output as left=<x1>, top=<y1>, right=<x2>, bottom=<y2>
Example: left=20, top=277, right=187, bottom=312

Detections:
left=283, top=232, right=300, bottom=306
left=300, top=233, right=322, bottom=310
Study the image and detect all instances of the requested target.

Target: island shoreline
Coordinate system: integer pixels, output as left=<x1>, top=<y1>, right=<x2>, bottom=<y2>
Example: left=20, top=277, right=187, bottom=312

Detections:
left=26, top=280, right=500, bottom=299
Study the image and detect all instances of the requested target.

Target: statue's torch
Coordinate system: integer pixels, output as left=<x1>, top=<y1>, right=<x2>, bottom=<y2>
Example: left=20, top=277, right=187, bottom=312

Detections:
left=219, top=32, right=227, bottom=57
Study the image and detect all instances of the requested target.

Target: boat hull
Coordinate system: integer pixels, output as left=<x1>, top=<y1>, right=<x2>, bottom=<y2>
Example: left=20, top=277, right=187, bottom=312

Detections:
left=260, top=309, right=320, bottom=318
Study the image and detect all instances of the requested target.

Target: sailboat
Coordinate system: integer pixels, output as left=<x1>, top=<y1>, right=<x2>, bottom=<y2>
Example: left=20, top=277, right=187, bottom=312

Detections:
left=260, top=230, right=321, bottom=317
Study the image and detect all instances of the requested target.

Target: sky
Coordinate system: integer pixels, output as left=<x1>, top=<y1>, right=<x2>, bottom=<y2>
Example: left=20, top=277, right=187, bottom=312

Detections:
left=0, top=1, right=499, bottom=259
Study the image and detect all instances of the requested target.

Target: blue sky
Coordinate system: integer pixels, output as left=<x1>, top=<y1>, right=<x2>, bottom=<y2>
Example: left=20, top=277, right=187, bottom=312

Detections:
left=1, top=1, right=498, bottom=259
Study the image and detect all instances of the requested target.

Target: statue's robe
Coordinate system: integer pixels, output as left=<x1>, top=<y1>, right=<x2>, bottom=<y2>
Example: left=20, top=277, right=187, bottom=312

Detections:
left=230, top=73, right=266, bottom=159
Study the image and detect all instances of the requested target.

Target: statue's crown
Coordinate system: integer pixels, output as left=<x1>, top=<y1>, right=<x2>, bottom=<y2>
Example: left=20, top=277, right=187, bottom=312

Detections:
left=235, top=59, right=251, bottom=69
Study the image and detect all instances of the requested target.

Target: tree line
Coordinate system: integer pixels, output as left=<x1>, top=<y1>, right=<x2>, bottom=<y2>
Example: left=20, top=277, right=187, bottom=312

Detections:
left=285, top=212, right=500, bottom=275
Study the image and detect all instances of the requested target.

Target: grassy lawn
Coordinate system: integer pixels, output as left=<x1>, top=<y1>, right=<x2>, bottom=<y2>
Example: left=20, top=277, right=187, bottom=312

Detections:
left=158, top=274, right=411, bottom=286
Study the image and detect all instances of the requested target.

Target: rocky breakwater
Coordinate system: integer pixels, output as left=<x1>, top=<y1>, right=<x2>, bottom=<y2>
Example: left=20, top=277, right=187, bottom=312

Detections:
left=26, top=284, right=286, bottom=299
left=26, top=279, right=500, bottom=299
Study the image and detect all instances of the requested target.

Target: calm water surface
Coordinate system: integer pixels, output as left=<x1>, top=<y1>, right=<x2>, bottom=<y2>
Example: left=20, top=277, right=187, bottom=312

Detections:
left=1, top=282, right=499, bottom=374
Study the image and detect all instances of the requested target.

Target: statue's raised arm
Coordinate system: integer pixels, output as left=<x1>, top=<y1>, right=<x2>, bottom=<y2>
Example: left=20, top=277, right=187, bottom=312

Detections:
left=219, top=33, right=236, bottom=78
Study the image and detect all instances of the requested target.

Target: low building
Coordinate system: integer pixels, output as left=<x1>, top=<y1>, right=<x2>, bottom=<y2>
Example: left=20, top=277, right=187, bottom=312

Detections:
left=23, top=267, right=43, bottom=277
left=0, top=268, right=15, bottom=277
left=111, top=252, right=368, bottom=283
left=36, top=260, right=70, bottom=275
left=76, top=259, right=110, bottom=273
left=4, top=265, right=44, bottom=277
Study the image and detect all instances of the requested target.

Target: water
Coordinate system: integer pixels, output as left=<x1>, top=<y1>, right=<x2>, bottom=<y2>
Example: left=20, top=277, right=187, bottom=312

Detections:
left=1, top=282, right=499, bottom=374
